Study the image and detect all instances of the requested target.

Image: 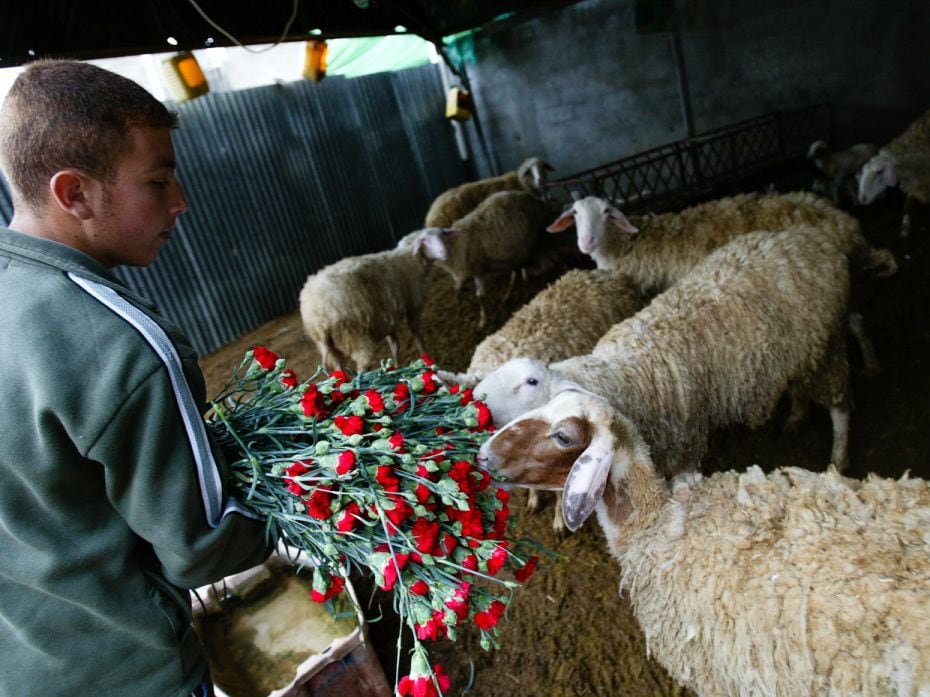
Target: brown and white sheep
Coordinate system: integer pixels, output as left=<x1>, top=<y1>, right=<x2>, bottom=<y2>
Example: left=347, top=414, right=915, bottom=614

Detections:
left=478, top=388, right=930, bottom=697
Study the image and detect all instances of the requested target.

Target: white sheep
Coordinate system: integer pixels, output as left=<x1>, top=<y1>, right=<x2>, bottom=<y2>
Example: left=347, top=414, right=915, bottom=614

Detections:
left=477, top=388, right=930, bottom=697
left=475, top=225, right=854, bottom=476
left=545, top=190, right=894, bottom=373
left=298, top=232, right=446, bottom=372
left=439, top=269, right=643, bottom=388
left=806, top=139, right=879, bottom=206
left=858, top=108, right=930, bottom=237
left=413, top=190, right=553, bottom=328
left=545, top=190, right=894, bottom=290
left=424, top=157, right=552, bottom=228
left=438, top=268, right=643, bottom=532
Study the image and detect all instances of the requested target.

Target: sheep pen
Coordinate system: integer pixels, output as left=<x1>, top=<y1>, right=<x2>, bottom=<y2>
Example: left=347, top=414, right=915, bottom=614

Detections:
left=197, top=191, right=930, bottom=696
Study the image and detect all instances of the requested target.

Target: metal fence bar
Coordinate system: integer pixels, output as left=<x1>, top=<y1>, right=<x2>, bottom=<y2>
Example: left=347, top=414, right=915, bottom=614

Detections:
left=545, top=102, right=832, bottom=212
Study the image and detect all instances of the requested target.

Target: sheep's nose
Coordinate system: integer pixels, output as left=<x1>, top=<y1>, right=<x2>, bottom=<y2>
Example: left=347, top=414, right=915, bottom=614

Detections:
left=476, top=441, right=494, bottom=469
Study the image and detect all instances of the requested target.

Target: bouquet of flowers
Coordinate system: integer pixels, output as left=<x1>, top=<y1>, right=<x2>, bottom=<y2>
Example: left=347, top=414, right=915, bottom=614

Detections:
left=207, top=347, right=541, bottom=697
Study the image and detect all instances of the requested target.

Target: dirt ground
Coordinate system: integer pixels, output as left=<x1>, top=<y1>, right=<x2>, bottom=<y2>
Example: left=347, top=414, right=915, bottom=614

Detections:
left=198, top=188, right=929, bottom=697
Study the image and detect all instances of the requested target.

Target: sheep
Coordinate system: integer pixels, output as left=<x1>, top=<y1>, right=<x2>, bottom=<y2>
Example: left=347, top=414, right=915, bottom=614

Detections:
left=477, top=388, right=930, bottom=697
left=806, top=139, right=879, bottom=206
left=475, top=225, right=855, bottom=476
left=298, top=232, right=446, bottom=373
left=412, top=190, right=553, bottom=328
left=438, top=269, right=643, bottom=388
left=424, top=156, right=552, bottom=228
left=437, top=268, right=644, bottom=532
left=545, top=190, right=894, bottom=291
left=858, top=108, right=930, bottom=237
left=545, top=190, right=894, bottom=373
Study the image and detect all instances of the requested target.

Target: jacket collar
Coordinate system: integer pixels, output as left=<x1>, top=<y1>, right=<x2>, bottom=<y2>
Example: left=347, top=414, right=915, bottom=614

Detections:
left=0, top=226, right=157, bottom=311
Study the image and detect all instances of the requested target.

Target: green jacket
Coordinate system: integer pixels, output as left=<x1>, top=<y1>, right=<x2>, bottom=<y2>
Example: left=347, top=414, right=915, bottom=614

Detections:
left=0, top=227, right=271, bottom=696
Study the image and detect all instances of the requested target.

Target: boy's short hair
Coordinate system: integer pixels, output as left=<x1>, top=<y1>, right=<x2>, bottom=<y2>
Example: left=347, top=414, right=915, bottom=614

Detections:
left=0, top=59, right=178, bottom=211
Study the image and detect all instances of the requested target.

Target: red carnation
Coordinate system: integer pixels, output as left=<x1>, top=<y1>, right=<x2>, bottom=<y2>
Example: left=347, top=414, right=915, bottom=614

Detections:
left=433, top=532, right=458, bottom=557
left=334, top=415, right=364, bottom=436
left=459, top=388, right=474, bottom=406
left=281, top=369, right=298, bottom=388
left=310, top=573, right=345, bottom=603
left=388, top=431, right=405, bottom=452
left=486, top=545, right=509, bottom=576
left=251, top=346, right=278, bottom=370
left=306, top=488, right=334, bottom=520
left=330, top=370, right=348, bottom=386
left=420, top=353, right=435, bottom=366
left=285, top=460, right=311, bottom=496
left=336, top=449, right=357, bottom=475
left=301, top=384, right=327, bottom=419
left=445, top=584, right=470, bottom=621
left=398, top=664, right=449, bottom=697
left=375, top=465, right=400, bottom=491
left=415, top=610, right=448, bottom=641
left=411, top=518, right=440, bottom=554
left=365, top=387, right=385, bottom=414
left=475, top=400, right=492, bottom=430
left=336, top=502, right=361, bottom=533
left=514, top=555, right=539, bottom=582
left=379, top=552, right=409, bottom=591
left=421, top=370, right=438, bottom=394
left=410, top=579, right=430, bottom=596
left=384, top=497, right=414, bottom=533
left=393, top=383, right=411, bottom=412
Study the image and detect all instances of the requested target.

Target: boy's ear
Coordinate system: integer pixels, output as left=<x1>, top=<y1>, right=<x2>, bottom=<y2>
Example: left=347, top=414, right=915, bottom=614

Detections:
left=49, top=170, right=96, bottom=220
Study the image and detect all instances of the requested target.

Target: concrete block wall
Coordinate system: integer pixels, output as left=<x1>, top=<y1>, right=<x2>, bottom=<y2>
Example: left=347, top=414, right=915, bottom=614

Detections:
left=454, top=0, right=930, bottom=179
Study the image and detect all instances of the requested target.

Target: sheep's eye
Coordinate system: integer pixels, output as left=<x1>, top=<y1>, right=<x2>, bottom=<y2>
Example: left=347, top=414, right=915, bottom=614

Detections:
left=552, top=431, right=572, bottom=447
left=602, top=208, right=610, bottom=215
left=526, top=377, right=538, bottom=386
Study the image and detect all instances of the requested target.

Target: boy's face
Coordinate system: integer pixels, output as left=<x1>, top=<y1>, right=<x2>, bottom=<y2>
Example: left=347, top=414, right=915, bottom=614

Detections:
left=89, top=125, right=188, bottom=268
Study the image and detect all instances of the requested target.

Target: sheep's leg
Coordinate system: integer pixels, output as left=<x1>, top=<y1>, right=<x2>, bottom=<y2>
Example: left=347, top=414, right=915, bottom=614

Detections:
left=901, top=195, right=914, bottom=238
left=407, top=315, right=427, bottom=357
left=784, top=392, right=809, bottom=432
left=499, top=270, right=517, bottom=307
left=386, top=334, right=400, bottom=366
left=847, top=311, right=881, bottom=376
left=829, top=405, right=850, bottom=472
left=525, top=489, right=541, bottom=512
left=475, top=276, right=487, bottom=328
left=552, top=491, right=566, bottom=534
left=319, top=337, right=347, bottom=373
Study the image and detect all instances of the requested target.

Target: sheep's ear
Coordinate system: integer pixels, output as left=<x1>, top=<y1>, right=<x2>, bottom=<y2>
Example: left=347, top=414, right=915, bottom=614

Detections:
left=561, top=426, right=615, bottom=532
left=547, top=210, right=576, bottom=233
left=608, top=208, right=638, bottom=234
left=882, top=161, right=898, bottom=187
left=413, top=233, right=447, bottom=261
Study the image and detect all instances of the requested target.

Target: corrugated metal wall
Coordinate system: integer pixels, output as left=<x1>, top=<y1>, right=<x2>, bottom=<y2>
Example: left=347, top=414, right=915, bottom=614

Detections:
left=0, top=64, right=468, bottom=355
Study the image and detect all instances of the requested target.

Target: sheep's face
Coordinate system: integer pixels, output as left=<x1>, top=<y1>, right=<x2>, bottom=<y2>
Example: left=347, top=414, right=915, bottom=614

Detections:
left=518, top=157, right=551, bottom=193
left=478, top=389, right=620, bottom=531
left=402, top=228, right=449, bottom=262
left=807, top=140, right=827, bottom=169
left=858, top=154, right=896, bottom=205
left=474, top=357, right=552, bottom=427
left=477, top=395, right=593, bottom=490
left=546, top=197, right=638, bottom=256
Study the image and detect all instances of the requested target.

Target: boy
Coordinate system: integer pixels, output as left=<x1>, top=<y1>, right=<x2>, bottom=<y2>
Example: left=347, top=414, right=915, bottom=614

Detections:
left=0, top=59, right=271, bottom=696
